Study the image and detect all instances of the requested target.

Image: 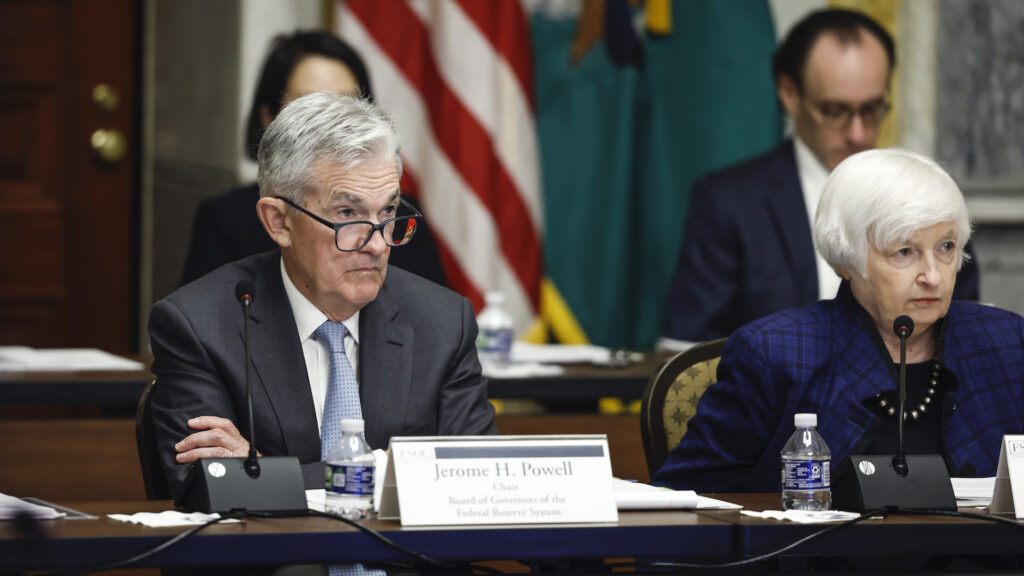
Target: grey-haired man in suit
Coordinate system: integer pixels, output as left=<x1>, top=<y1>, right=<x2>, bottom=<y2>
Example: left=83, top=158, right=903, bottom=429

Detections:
left=149, top=92, right=496, bottom=498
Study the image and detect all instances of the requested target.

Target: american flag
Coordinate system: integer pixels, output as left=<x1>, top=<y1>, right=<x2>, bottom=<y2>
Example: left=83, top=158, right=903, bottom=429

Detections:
left=337, top=0, right=543, bottom=336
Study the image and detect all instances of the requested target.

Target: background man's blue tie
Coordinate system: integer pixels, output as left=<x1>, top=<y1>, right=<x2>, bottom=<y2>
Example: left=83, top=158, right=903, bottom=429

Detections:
left=315, top=321, right=383, bottom=576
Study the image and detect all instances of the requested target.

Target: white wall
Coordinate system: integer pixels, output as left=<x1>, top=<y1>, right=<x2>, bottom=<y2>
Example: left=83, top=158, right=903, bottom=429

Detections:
left=237, top=0, right=323, bottom=182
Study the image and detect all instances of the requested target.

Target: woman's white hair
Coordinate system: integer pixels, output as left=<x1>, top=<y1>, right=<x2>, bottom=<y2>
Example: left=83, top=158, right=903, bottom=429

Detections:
left=814, top=148, right=971, bottom=279
left=257, top=91, right=402, bottom=203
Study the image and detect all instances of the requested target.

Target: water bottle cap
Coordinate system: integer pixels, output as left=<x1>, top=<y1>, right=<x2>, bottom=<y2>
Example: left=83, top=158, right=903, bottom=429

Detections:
left=794, top=413, right=817, bottom=428
left=340, top=419, right=365, bottom=433
left=484, top=292, right=505, bottom=305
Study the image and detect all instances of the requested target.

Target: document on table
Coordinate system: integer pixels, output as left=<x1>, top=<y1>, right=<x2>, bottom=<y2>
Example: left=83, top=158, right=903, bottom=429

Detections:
left=308, top=476, right=741, bottom=513
left=511, top=343, right=643, bottom=365
left=0, top=347, right=145, bottom=372
left=952, top=477, right=994, bottom=507
left=612, top=478, right=741, bottom=510
left=0, top=493, right=65, bottom=520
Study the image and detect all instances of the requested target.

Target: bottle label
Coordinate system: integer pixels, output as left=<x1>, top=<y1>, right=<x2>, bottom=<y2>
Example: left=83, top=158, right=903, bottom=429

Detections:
left=325, top=463, right=375, bottom=496
left=477, top=328, right=513, bottom=356
left=782, top=459, right=830, bottom=490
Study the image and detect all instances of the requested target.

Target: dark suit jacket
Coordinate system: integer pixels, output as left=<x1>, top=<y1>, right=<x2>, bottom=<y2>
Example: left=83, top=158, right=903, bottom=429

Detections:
left=654, top=282, right=1024, bottom=493
left=150, top=251, right=496, bottom=498
left=180, top=183, right=448, bottom=288
left=663, top=140, right=981, bottom=342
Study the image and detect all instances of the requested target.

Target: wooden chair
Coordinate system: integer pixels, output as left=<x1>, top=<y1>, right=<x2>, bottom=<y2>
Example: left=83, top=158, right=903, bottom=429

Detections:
left=135, top=379, right=171, bottom=500
left=640, top=338, right=727, bottom=477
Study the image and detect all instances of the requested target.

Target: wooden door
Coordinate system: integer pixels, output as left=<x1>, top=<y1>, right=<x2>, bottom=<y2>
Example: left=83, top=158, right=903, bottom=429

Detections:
left=0, top=0, right=138, bottom=354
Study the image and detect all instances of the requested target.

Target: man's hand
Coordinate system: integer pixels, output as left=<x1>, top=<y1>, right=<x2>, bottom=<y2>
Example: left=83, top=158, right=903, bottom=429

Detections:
left=174, top=416, right=259, bottom=463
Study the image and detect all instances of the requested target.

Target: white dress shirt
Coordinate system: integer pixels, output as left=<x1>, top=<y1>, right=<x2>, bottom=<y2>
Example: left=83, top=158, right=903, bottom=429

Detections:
left=794, top=137, right=842, bottom=301
left=279, top=258, right=361, bottom=435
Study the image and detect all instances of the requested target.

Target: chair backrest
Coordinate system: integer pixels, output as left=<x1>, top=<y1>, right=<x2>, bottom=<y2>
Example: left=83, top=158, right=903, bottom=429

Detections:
left=640, top=338, right=727, bottom=477
left=135, top=379, right=171, bottom=500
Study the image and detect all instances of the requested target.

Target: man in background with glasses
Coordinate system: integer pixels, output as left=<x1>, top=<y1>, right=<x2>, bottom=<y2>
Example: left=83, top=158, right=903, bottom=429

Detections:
left=661, top=8, right=979, bottom=349
left=149, top=92, right=497, bottom=501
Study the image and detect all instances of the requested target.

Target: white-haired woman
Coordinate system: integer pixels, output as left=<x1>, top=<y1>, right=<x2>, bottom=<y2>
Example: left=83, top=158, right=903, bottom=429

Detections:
left=654, top=149, right=1024, bottom=493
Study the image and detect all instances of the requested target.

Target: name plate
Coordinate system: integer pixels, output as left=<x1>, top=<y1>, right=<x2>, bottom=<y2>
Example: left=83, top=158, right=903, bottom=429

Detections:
left=990, top=435, right=1024, bottom=518
left=378, top=435, right=618, bottom=526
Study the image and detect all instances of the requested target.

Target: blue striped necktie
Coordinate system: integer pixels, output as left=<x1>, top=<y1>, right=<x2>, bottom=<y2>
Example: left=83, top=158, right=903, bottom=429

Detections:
left=315, top=321, right=383, bottom=576
left=316, top=320, right=363, bottom=460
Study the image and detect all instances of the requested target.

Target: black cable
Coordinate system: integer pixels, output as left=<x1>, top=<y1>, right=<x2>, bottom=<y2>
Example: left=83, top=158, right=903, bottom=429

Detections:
left=643, top=508, right=889, bottom=571
left=891, top=507, right=1024, bottom=530
left=36, top=511, right=245, bottom=576
left=297, top=510, right=505, bottom=574
left=29, top=506, right=500, bottom=576
left=29, top=505, right=1024, bottom=575
left=291, top=509, right=447, bottom=567
left=626, top=507, right=1024, bottom=572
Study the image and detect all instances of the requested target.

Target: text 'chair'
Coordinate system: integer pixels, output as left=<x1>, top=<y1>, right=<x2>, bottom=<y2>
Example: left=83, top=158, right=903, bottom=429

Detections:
left=640, top=338, right=726, bottom=477
left=136, top=379, right=171, bottom=500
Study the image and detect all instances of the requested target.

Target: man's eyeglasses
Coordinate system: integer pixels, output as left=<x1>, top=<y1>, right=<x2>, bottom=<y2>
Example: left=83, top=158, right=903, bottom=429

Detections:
left=805, top=99, right=891, bottom=130
left=276, top=196, right=421, bottom=252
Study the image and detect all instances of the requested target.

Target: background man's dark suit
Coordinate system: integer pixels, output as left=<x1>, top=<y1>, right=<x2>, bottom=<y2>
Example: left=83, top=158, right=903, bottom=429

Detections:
left=181, top=184, right=448, bottom=287
left=150, top=250, right=496, bottom=498
left=664, top=140, right=981, bottom=342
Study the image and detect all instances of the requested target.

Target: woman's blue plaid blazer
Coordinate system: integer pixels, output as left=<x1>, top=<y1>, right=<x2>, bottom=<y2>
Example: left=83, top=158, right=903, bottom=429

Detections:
left=653, top=282, right=1024, bottom=493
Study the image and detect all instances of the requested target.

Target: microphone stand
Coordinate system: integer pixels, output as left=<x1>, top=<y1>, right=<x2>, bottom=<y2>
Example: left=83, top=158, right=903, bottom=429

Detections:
left=175, top=282, right=306, bottom=514
left=242, top=294, right=260, bottom=478
left=832, top=315, right=955, bottom=512
left=893, top=328, right=909, bottom=477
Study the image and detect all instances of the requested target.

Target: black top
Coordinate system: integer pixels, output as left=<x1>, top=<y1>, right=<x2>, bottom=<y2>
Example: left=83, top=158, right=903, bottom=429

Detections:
left=862, top=361, right=945, bottom=458
left=181, top=183, right=448, bottom=288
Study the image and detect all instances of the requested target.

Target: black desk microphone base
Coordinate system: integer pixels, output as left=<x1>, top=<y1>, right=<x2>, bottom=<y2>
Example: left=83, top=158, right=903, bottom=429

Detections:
left=177, top=456, right=308, bottom=514
left=833, top=454, right=957, bottom=512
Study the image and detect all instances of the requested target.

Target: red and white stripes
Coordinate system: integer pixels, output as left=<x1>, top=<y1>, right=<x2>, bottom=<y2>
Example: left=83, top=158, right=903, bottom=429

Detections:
left=336, top=0, right=542, bottom=333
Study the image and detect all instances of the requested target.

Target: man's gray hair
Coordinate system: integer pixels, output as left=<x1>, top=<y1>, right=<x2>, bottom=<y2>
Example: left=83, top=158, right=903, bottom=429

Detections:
left=814, top=148, right=971, bottom=279
left=257, top=91, right=402, bottom=203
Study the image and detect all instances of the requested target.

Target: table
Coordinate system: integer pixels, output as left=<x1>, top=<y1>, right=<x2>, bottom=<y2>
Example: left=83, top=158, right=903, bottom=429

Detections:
left=0, top=355, right=152, bottom=407
left=705, top=494, right=1024, bottom=559
left=0, top=501, right=730, bottom=572
left=487, top=352, right=671, bottom=401
left=0, top=352, right=672, bottom=408
left=4, top=496, right=1024, bottom=572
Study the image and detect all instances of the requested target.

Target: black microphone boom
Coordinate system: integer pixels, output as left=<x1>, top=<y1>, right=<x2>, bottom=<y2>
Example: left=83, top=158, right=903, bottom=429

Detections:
left=832, top=315, right=956, bottom=512
left=236, top=281, right=260, bottom=479
left=175, top=281, right=306, bottom=514
left=892, top=315, right=913, bottom=477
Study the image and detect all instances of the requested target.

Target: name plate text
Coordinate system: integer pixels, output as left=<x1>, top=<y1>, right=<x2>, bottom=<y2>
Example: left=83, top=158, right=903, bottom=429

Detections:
left=378, top=435, right=618, bottom=526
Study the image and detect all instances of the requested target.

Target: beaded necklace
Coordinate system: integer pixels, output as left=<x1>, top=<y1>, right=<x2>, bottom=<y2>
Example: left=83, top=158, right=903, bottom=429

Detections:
left=873, top=329, right=942, bottom=422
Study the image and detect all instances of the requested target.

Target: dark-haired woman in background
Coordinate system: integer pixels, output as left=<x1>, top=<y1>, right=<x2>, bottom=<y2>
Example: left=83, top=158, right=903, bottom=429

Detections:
left=181, top=31, right=446, bottom=288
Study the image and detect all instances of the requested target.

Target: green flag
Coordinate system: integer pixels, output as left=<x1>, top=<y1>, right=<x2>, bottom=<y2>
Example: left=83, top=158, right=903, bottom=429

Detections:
left=534, top=0, right=781, bottom=349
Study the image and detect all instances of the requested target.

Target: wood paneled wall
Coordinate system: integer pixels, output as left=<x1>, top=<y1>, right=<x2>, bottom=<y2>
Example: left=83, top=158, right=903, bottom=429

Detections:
left=0, top=414, right=649, bottom=503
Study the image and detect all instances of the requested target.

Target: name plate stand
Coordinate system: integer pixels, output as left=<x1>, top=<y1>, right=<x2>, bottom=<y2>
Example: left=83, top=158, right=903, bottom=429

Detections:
left=990, top=435, right=1024, bottom=518
left=378, top=435, right=618, bottom=526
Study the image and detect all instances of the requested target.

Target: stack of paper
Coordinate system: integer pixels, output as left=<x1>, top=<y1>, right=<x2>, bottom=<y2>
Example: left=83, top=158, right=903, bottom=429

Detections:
left=612, top=479, right=741, bottom=510
left=511, top=343, right=643, bottom=365
left=0, top=494, right=64, bottom=520
left=0, top=347, right=145, bottom=372
left=952, top=477, right=995, bottom=507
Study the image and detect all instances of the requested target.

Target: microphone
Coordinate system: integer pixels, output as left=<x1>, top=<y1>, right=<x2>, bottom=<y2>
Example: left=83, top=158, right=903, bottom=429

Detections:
left=893, top=315, right=913, bottom=338
left=235, top=281, right=254, bottom=306
left=174, top=280, right=306, bottom=514
left=235, top=281, right=260, bottom=479
left=832, top=314, right=956, bottom=512
left=892, top=315, right=914, bottom=478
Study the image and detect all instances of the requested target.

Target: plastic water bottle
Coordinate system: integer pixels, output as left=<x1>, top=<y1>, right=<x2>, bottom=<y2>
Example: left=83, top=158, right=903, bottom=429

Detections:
left=325, top=419, right=375, bottom=519
left=476, top=292, right=514, bottom=368
left=781, top=413, right=831, bottom=511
